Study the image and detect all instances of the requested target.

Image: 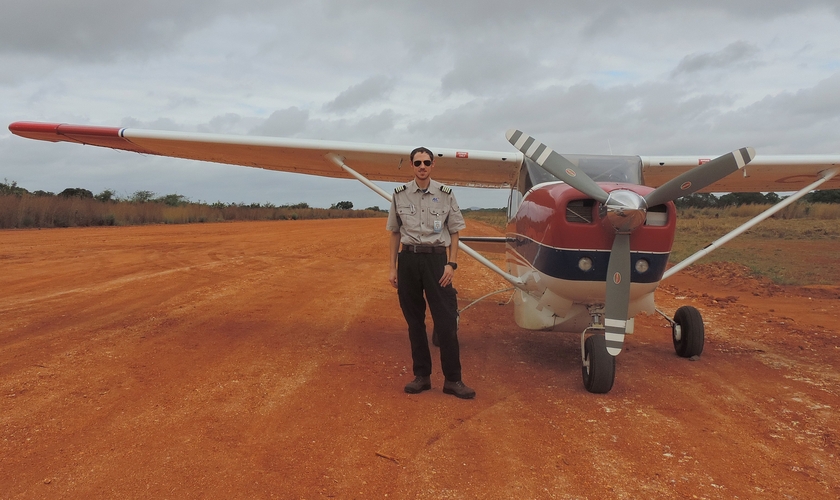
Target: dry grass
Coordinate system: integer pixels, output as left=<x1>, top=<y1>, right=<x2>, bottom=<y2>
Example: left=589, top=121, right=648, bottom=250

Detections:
left=671, top=215, right=840, bottom=285
left=679, top=202, right=840, bottom=220
left=0, top=195, right=384, bottom=229
left=463, top=209, right=507, bottom=231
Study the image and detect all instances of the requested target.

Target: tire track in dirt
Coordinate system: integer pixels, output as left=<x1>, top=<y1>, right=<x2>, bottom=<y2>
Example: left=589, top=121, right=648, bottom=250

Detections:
left=2, top=220, right=839, bottom=498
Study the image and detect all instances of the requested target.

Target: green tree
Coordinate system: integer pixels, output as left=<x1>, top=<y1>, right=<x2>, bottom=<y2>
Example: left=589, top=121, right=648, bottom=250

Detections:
left=804, top=189, right=840, bottom=203
left=717, top=192, right=766, bottom=207
left=96, top=189, right=117, bottom=202
left=1, top=180, right=29, bottom=196
left=674, top=192, right=719, bottom=208
left=59, top=188, right=94, bottom=198
left=330, top=201, right=353, bottom=210
left=131, top=190, right=156, bottom=203
left=157, top=194, right=189, bottom=206
left=763, top=192, right=781, bottom=204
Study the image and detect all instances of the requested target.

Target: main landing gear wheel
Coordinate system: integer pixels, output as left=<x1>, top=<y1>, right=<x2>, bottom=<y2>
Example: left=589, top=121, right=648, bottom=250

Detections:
left=673, top=305, right=704, bottom=358
left=582, top=335, right=615, bottom=394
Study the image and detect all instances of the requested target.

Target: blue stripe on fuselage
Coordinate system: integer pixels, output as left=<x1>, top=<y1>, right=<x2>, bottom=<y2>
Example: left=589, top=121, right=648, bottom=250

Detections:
left=509, top=235, right=668, bottom=283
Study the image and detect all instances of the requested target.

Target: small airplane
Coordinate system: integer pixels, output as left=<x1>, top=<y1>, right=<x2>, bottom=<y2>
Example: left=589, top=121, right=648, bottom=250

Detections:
left=9, top=121, right=840, bottom=393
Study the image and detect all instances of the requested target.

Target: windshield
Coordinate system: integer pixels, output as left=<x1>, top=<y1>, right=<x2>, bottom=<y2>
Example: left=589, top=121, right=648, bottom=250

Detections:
left=525, top=154, right=642, bottom=188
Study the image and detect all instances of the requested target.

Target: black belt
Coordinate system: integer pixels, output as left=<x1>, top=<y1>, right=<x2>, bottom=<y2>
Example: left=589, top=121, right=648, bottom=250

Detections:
left=402, top=245, right=447, bottom=254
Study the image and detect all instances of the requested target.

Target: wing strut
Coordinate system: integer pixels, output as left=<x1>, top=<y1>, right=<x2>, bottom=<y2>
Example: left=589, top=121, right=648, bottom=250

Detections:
left=325, top=153, right=524, bottom=287
left=663, top=167, right=839, bottom=280
left=326, top=153, right=394, bottom=200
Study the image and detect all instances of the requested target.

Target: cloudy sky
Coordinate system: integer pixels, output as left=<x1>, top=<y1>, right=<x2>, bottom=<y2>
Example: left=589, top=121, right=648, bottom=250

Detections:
left=3, top=1, right=840, bottom=208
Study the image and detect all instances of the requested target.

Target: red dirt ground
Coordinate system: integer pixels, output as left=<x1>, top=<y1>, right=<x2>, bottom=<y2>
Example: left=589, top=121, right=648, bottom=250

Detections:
left=2, top=219, right=838, bottom=499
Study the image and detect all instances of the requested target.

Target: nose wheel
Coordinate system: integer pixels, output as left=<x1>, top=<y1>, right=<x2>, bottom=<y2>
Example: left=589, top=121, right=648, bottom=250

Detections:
left=581, top=331, right=616, bottom=394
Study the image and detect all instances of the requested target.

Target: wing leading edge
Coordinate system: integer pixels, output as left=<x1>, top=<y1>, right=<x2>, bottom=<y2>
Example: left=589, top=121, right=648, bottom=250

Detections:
left=10, top=121, right=840, bottom=193
left=8, top=122, right=522, bottom=189
left=642, top=154, right=840, bottom=192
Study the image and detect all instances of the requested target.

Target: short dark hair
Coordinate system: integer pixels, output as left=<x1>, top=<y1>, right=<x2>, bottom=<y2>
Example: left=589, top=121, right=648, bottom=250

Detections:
left=410, top=147, right=434, bottom=162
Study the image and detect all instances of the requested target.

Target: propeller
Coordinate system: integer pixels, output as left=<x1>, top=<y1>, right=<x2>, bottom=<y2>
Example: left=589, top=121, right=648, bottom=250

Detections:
left=506, top=129, right=755, bottom=356
left=505, top=129, right=610, bottom=203
left=644, top=147, right=755, bottom=207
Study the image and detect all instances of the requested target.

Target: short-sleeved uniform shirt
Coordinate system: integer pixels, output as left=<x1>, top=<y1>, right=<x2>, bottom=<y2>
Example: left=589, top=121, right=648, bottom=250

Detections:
left=387, top=179, right=466, bottom=247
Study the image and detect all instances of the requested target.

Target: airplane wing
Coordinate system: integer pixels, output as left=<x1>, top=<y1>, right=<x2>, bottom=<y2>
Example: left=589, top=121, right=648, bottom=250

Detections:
left=8, top=122, right=521, bottom=189
left=9, top=121, right=840, bottom=193
left=641, top=155, right=840, bottom=192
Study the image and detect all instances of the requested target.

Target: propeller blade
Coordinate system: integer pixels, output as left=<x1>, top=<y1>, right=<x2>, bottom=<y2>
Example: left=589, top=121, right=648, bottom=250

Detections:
left=644, top=147, right=756, bottom=207
left=506, top=129, right=610, bottom=202
left=604, top=233, right=631, bottom=356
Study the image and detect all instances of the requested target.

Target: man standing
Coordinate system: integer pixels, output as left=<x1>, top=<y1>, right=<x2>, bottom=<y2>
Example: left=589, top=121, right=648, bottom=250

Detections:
left=387, top=147, right=475, bottom=399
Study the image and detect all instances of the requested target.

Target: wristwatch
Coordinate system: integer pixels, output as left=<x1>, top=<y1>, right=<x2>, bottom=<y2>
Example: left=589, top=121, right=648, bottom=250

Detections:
left=446, top=262, right=458, bottom=270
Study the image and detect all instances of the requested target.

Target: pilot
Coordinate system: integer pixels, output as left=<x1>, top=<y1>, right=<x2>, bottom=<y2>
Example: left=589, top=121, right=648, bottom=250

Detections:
left=387, top=146, right=475, bottom=399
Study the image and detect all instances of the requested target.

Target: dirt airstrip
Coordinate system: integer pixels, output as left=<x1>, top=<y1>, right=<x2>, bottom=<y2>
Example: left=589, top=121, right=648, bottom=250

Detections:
left=2, top=219, right=839, bottom=499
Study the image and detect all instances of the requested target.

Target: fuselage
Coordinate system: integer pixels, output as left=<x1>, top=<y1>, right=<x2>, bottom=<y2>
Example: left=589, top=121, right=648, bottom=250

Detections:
left=505, top=181, right=677, bottom=331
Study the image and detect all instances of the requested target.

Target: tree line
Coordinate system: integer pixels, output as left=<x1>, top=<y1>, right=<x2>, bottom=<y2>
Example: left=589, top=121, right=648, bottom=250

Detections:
left=675, top=190, right=840, bottom=208
left=0, top=181, right=384, bottom=229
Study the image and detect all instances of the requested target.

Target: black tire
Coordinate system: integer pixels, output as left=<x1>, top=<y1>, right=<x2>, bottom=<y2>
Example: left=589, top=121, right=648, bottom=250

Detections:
left=673, top=305, right=704, bottom=358
left=582, top=335, right=615, bottom=394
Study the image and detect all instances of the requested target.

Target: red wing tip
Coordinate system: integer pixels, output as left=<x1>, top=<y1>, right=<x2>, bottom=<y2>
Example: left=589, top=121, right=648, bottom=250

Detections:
left=10, top=121, right=62, bottom=134
left=9, top=121, right=65, bottom=142
left=9, top=121, right=123, bottom=141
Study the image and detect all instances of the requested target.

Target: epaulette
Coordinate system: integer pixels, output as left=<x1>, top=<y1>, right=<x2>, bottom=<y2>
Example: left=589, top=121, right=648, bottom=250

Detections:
left=440, top=185, right=452, bottom=194
left=394, top=185, right=406, bottom=193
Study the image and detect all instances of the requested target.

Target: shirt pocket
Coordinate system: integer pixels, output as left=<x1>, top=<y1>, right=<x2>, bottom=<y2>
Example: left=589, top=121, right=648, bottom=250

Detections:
left=428, top=205, right=450, bottom=233
left=397, top=204, right=417, bottom=226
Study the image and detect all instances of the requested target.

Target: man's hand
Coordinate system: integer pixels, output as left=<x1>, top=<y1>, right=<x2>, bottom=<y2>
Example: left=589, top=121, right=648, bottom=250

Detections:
left=388, top=231, right=401, bottom=289
left=439, top=264, right=454, bottom=287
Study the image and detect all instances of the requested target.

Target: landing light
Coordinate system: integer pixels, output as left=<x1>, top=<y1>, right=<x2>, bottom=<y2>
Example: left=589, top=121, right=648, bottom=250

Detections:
left=635, top=259, right=650, bottom=273
left=578, top=257, right=593, bottom=272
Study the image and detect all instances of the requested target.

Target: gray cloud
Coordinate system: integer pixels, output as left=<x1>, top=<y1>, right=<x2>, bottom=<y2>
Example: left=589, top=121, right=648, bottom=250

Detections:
left=4, top=1, right=840, bottom=209
left=5, top=1, right=832, bottom=64
left=249, top=107, right=310, bottom=137
left=0, top=0, right=291, bottom=61
left=323, top=76, right=395, bottom=113
left=407, top=74, right=840, bottom=157
left=1, top=1, right=219, bottom=60
left=246, top=109, right=401, bottom=143
left=197, top=113, right=243, bottom=134
left=672, top=41, right=761, bottom=76
left=440, top=43, right=543, bottom=96
left=714, top=73, right=840, bottom=153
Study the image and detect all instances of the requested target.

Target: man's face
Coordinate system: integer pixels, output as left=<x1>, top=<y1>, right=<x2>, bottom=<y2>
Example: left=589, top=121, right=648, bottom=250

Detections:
left=412, top=152, right=434, bottom=181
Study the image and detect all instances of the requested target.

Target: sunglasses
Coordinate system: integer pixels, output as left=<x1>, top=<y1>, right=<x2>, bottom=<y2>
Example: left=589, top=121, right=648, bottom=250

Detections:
left=413, top=160, right=432, bottom=167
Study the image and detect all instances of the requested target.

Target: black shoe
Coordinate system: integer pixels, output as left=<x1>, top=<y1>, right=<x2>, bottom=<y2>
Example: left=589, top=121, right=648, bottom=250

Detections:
left=404, top=376, right=431, bottom=394
left=443, top=380, right=475, bottom=399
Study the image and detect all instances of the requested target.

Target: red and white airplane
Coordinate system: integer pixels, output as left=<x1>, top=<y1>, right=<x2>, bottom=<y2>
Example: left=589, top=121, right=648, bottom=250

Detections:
left=9, top=121, right=840, bottom=393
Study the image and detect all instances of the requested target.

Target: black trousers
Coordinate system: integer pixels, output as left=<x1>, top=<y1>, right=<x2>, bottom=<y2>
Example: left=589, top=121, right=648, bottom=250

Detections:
left=397, top=251, right=461, bottom=382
